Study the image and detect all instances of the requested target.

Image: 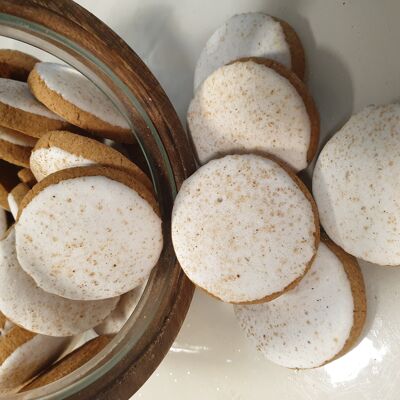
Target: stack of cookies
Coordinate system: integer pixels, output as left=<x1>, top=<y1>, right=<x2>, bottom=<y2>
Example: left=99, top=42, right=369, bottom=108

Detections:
left=0, top=50, right=162, bottom=392
left=172, top=12, right=369, bottom=369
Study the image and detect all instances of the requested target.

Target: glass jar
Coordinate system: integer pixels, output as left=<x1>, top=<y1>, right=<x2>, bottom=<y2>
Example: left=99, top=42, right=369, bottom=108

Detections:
left=0, top=0, right=196, bottom=398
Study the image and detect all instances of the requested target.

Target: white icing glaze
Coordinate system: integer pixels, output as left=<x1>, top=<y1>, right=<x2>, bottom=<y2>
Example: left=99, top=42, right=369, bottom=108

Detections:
left=0, top=78, right=64, bottom=120
left=313, top=104, right=400, bottom=265
left=7, top=193, right=17, bottom=220
left=35, top=62, right=129, bottom=129
left=234, top=242, right=355, bottom=369
left=194, top=13, right=291, bottom=90
left=0, top=126, right=36, bottom=147
left=0, top=208, right=6, bottom=237
left=0, top=228, right=119, bottom=336
left=172, top=154, right=317, bottom=303
left=0, top=332, right=70, bottom=392
left=95, top=285, right=144, bottom=336
left=188, top=61, right=311, bottom=171
left=30, top=147, right=95, bottom=182
left=16, top=175, right=163, bottom=300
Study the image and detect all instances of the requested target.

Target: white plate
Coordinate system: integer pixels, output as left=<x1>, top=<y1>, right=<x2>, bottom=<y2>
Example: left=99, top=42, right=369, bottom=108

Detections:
left=8, top=0, right=400, bottom=398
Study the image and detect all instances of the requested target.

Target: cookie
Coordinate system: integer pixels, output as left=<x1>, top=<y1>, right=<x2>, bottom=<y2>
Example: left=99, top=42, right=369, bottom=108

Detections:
left=20, top=336, right=110, bottom=392
left=16, top=166, right=163, bottom=300
left=0, top=227, right=119, bottom=336
left=7, top=183, right=29, bottom=219
left=188, top=58, right=319, bottom=171
left=94, top=286, right=144, bottom=336
left=313, top=103, right=400, bottom=265
left=0, top=209, right=6, bottom=238
left=172, top=154, right=319, bottom=304
left=0, top=160, right=20, bottom=211
left=0, top=49, right=39, bottom=82
left=28, top=63, right=133, bottom=143
left=17, top=168, right=36, bottom=187
left=234, top=236, right=366, bottom=369
left=0, top=126, right=36, bottom=168
left=194, top=13, right=305, bottom=90
left=30, top=130, right=152, bottom=190
left=0, top=78, right=69, bottom=137
left=0, top=325, right=70, bottom=393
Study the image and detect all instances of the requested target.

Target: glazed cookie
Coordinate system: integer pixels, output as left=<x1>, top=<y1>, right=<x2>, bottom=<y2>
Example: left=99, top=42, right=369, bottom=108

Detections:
left=313, top=104, right=400, bottom=265
left=17, top=168, right=36, bottom=187
left=30, top=131, right=152, bottom=190
left=0, top=126, right=36, bottom=168
left=0, top=78, right=69, bottom=137
left=0, top=325, right=70, bottom=393
left=16, top=166, right=163, bottom=300
left=95, top=286, right=144, bottom=336
left=28, top=63, right=133, bottom=143
left=21, top=336, right=110, bottom=392
left=7, top=183, right=29, bottom=219
left=0, top=209, right=6, bottom=238
left=234, top=237, right=367, bottom=369
left=194, top=12, right=305, bottom=90
left=0, top=49, right=39, bottom=82
left=0, top=160, right=20, bottom=211
left=188, top=58, right=319, bottom=171
left=172, top=154, right=319, bottom=304
left=0, top=228, right=119, bottom=336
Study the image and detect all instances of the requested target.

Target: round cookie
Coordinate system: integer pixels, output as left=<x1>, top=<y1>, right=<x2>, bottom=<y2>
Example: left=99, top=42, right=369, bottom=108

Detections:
left=0, top=78, right=69, bottom=137
left=28, top=63, right=133, bottom=143
left=0, top=49, right=39, bottom=82
left=234, top=236, right=367, bottom=369
left=16, top=166, right=163, bottom=301
left=188, top=58, right=319, bottom=171
left=313, top=103, right=400, bottom=265
left=17, top=168, right=36, bottom=187
left=94, top=286, right=144, bottom=336
left=30, top=130, right=152, bottom=190
left=0, top=325, right=70, bottom=393
left=0, top=126, right=36, bottom=168
left=194, top=13, right=305, bottom=90
left=0, top=209, right=6, bottom=238
left=20, top=336, right=110, bottom=392
left=7, top=183, right=29, bottom=219
left=172, top=154, right=319, bottom=304
left=0, top=160, right=20, bottom=211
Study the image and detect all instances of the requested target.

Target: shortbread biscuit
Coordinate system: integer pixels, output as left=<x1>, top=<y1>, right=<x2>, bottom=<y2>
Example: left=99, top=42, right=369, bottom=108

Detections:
left=172, top=154, right=319, bottom=304
left=194, top=13, right=305, bottom=90
left=313, top=103, right=400, bottom=265
left=188, top=58, right=319, bottom=171
left=0, top=160, right=20, bottom=211
left=16, top=166, right=163, bottom=300
left=30, top=130, right=151, bottom=190
left=234, top=236, right=366, bottom=369
left=17, top=168, right=36, bottom=187
left=28, top=63, right=133, bottom=143
left=0, top=78, right=69, bottom=137
left=0, top=50, right=39, bottom=82
left=7, top=183, right=29, bottom=219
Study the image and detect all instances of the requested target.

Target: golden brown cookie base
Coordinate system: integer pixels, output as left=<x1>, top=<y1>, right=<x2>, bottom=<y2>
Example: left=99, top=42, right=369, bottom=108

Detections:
left=18, top=168, right=36, bottom=187
left=0, top=138, right=31, bottom=167
left=28, top=69, right=134, bottom=143
left=0, top=50, right=39, bottom=82
left=9, top=183, right=30, bottom=210
left=0, top=326, right=36, bottom=366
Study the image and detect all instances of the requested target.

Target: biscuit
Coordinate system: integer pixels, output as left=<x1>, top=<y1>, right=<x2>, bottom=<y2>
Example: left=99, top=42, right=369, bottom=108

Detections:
left=0, top=325, right=70, bottom=393
left=7, top=183, right=29, bottom=219
left=313, top=103, right=400, bottom=265
left=194, top=13, right=305, bottom=90
left=28, top=63, right=133, bottom=143
left=0, top=49, right=39, bottom=82
left=0, top=227, right=119, bottom=336
left=188, top=58, right=319, bottom=171
left=0, top=126, right=36, bottom=168
left=0, top=208, right=6, bottom=238
left=17, top=168, right=36, bottom=187
left=30, top=130, right=152, bottom=190
left=0, top=78, right=69, bottom=137
left=20, top=336, right=110, bottom=392
left=16, top=166, right=163, bottom=300
left=172, top=154, right=319, bottom=304
left=94, top=286, right=144, bottom=336
left=0, top=160, right=20, bottom=211
left=234, top=236, right=366, bottom=369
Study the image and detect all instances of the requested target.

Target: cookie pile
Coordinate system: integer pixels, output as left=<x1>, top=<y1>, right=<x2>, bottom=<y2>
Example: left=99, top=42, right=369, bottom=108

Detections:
left=0, top=50, right=162, bottom=392
left=173, top=12, right=368, bottom=369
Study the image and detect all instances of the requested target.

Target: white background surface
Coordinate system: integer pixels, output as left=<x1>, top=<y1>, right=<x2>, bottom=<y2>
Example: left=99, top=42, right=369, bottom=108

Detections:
left=5, top=0, right=400, bottom=399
